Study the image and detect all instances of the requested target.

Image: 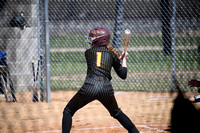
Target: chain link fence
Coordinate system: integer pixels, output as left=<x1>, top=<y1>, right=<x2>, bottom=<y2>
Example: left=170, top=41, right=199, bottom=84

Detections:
left=0, top=0, right=199, bottom=102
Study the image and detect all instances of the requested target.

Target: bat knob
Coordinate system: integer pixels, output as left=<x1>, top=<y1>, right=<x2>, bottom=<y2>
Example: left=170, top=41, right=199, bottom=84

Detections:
left=125, top=29, right=131, bottom=34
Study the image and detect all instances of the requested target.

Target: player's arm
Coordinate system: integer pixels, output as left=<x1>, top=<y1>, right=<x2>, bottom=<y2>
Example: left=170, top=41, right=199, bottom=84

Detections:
left=113, top=52, right=128, bottom=80
left=188, top=79, right=200, bottom=87
left=114, top=65, right=127, bottom=80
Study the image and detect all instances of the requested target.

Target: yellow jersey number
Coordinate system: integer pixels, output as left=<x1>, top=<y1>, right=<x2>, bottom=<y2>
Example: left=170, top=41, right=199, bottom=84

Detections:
left=96, top=52, right=102, bottom=67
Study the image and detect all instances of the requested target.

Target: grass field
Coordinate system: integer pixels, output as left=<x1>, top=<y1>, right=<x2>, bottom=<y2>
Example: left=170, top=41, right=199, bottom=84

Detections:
left=50, top=35, right=200, bottom=48
left=49, top=35, right=200, bottom=91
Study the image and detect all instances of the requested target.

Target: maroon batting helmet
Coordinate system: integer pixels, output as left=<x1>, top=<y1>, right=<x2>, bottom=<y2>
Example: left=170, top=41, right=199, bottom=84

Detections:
left=87, top=27, right=111, bottom=47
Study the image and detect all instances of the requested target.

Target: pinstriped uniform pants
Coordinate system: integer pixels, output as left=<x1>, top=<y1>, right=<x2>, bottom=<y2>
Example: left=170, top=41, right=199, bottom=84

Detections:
left=64, top=74, right=121, bottom=117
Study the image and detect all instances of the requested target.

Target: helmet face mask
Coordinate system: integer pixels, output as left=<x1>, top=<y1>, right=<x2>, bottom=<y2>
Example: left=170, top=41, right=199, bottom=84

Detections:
left=85, top=27, right=110, bottom=49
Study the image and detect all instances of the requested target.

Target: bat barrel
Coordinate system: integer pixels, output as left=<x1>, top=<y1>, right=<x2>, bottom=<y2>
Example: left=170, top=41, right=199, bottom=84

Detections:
left=123, top=29, right=131, bottom=53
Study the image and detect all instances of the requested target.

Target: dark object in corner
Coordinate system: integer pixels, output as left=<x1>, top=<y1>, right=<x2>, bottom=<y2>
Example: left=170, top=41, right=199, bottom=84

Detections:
left=170, top=86, right=200, bottom=133
left=10, top=12, right=26, bottom=30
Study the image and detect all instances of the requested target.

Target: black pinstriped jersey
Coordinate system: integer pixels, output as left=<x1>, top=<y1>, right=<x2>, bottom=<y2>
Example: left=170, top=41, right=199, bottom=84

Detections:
left=85, top=45, right=127, bottom=81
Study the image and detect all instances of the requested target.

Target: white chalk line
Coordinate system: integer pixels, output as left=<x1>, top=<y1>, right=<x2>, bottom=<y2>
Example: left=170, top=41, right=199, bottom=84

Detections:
left=114, top=92, right=174, bottom=103
left=114, top=91, right=125, bottom=95
left=146, top=96, right=174, bottom=102
left=137, top=124, right=168, bottom=132
left=25, top=124, right=168, bottom=133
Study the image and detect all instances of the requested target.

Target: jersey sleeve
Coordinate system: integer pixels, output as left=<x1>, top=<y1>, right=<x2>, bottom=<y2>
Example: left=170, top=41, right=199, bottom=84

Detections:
left=113, top=59, right=127, bottom=80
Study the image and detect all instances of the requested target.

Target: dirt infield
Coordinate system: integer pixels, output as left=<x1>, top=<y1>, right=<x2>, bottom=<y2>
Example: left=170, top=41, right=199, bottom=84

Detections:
left=0, top=91, right=198, bottom=133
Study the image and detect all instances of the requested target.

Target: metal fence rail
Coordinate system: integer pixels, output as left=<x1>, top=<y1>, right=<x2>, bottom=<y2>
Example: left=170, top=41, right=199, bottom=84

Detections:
left=0, top=0, right=199, bottom=102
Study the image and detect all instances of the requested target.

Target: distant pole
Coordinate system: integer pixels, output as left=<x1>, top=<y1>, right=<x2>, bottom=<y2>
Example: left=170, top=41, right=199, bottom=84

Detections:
left=44, top=0, right=51, bottom=103
left=112, top=0, right=125, bottom=51
left=171, top=0, right=177, bottom=91
left=37, top=0, right=43, bottom=102
left=161, top=0, right=172, bottom=55
left=37, top=0, right=41, bottom=58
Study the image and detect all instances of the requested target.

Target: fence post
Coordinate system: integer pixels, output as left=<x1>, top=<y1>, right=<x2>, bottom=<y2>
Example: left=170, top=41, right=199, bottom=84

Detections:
left=112, top=0, right=125, bottom=51
left=44, top=0, right=51, bottom=102
left=172, top=0, right=177, bottom=91
left=161, top=0, right=172, bottom=55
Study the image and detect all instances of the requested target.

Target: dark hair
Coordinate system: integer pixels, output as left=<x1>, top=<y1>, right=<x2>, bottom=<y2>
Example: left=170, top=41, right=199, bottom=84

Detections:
left=106, top=45, right=120, bottom=60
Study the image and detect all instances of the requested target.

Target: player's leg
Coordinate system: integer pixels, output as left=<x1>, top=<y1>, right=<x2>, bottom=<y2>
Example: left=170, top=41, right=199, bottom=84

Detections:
left=98, top=85, right=139, bottom=133
left=62, top=86, right=96, bottom=133
left=62, top=109, right=72, bottom=133
left=115, top=111, right=139, bottom=133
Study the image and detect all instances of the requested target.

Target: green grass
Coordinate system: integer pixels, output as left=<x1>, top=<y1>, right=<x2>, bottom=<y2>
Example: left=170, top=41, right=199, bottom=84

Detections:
left=51, top=52, right=86, bottom=75
left=50, top=49, right=197, bottom=75
left=50, top=34, right=200, bottom=48
left=50, top=35, right=86, bottom=48
left=129, top=36, right=199, bottom=47
left=128, top=49, right=198, bottom=72
left=49, top=34, right=200, bottom=91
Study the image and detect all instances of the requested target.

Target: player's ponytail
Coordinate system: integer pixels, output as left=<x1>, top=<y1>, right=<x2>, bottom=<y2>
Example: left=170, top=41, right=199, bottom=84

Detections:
left=106, top=45, right=120, bottom=60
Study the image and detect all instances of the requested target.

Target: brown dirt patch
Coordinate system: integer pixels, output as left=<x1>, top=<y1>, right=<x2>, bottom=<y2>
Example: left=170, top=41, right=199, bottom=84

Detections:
left=0, top=91, right=198, bottom=133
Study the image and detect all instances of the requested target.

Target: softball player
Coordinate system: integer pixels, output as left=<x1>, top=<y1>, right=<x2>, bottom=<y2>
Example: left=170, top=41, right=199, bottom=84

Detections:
left=187, top=45, right=200, bottom=103
left=188, top=79, right=200, bottom=102
left=62, top=27, right=139, bottom=133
